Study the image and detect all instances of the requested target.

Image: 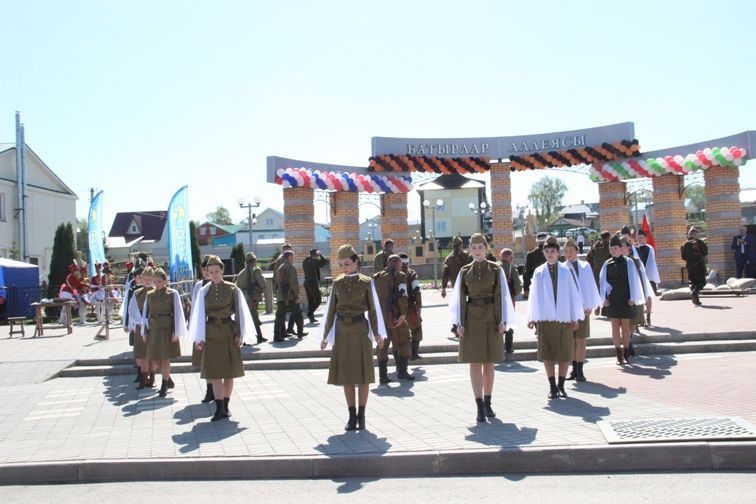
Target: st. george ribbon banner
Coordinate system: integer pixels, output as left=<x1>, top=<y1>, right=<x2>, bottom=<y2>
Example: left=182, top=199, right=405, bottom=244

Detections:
left=167, top=185, right=193, bottom=294
left=88, top=190, right=106, bottom=277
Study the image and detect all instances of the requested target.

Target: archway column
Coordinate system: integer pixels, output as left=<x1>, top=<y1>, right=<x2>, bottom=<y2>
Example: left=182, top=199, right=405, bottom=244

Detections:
left=283, top=186, right=314, bottom=300
left=651, top=174, right=687, bottom=287
left=329, top=191, right=360, bottom=268
left=490, top=162, right=513, bottom=252
left=382, top=192, right=409, bottom=252
left=598, top=181, right=627, bottom=233
left=704, top=165, right=741, bottom=281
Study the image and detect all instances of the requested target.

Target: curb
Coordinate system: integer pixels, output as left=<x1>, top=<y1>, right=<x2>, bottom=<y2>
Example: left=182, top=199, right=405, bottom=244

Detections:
left=1, top=442, right=754, bottom=484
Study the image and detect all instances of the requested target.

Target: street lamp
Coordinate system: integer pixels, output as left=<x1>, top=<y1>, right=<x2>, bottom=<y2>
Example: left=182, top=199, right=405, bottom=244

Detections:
left=238, top=195, right=263, bottom=255
left=423, top=198, right=443, bottom=288
left=468, top=201, right=490, bottom=232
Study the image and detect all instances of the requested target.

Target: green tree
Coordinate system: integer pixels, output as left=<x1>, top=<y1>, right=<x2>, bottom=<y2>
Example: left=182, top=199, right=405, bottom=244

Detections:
left=48, top=222, right=76, bottom=297
left=528, top=176, right=567, bottom=229
left=206, top=206, right=233, bottom=225
left=230, top=242, right=245, bottom=274
left=76, top=218, right=90, bottom=263
left=685, top=184, right=705, bottom=210
left=189, top=220, right=202, bottom=277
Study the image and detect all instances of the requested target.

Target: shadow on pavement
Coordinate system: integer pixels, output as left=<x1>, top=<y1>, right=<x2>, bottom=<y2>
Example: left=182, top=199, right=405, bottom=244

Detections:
left=173, top=402, right=213, bottom=425
left=495, top=361, right=538, bottom=373
left=622, top=355, right=678, bottom=380
left=332, top=477, right=381, bottom=494
left=543, top=396, right=611, bottom=422
left=465, top=419, right=538, bottom=447
left=314, top=430, right=392, bottom=456
left=643, top=325, right=682, bottom=336
left=122, top=395, right=176, bottom=417
left=572, top=381, right=627, bottom=398
left=696, top=304, right=732, bottom=310
left=371, top=379, right=415, bottom=398
left=172, top=420, right=248, bottom=454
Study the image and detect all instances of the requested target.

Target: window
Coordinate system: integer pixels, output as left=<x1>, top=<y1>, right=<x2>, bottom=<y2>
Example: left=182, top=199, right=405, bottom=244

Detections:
left=200, top=227, right=207, bottom=236
left=129, top=224, right=138, bottom=233
left=266, top=218, right=274, bottom=226
left=210, top=227, right=216, bottom=235
left=0, top=192, right=6, bottom=221
left=272, top=234, right=278, bottom=239
left=415, top=246, right=423, bottom=257
left=29, top=257, right=40, bottom=266
left=367, top=245, right=374, bottom=255
left=436, top=221, right=447, bottom=233
left=259, top=234, right=265, bottom=239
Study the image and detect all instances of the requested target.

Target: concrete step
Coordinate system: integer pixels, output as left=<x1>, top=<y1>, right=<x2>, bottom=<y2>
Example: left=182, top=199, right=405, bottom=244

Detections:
left=55, top=339, right=756, bottom=377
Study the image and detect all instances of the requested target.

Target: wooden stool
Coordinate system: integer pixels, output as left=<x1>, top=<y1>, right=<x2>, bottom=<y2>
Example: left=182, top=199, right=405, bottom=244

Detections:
left=8, top=317, right=26, bottom=338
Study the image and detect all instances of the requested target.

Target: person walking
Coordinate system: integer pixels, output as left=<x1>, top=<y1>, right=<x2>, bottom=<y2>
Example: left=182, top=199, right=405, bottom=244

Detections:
left=319, top=244, right=386, bottom=431
left=302, top=248, right=329, bottom=324
left=235, top=252, right=267, bottom=344
left=189, top=255, right=256, bottom=422
left=449, top=233, right=516, bottom=422
left=273, top=250, right=307, bottom=341
left=681, top=226, right=708, bottom=306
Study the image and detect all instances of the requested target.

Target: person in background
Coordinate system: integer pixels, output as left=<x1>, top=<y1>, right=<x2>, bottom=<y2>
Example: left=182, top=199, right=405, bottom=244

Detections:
left=576, top=231, right=585, bottom=255
left=681, top=226, right=708, bottom=306
left=373, top=239, right=394, bottom=273
left=302, top=248, right=330, bottom=324
left=274, top=250, right=307, bottom=341
left=441, top=236, right=471, bottom=336
left=523, top=232, right=548, bottom=299
left=636, top=230, right=660, bottom=320
left=586, top=230, right=612, bottom=288
left=498, top=248, right=522, bottom=354
left=399, top=253, right=424, bottom=361
left=731, top=225, right=755, bottom=279
left=235, top=252, right=267, bottom=344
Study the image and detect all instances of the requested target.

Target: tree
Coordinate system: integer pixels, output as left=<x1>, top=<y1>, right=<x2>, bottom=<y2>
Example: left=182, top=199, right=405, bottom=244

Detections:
left=206, top=206, right=233, bottom=225
left=48, top=222, right=76, bottom=297
left=685, top=184, right=705, bottom=211
left=230, top=242, right=245, bottom=275
left=76, top=218, right=90, bottom=263
left=189, top=220, right=202, bottom=277
left=528, top=176, right=568, bottom=229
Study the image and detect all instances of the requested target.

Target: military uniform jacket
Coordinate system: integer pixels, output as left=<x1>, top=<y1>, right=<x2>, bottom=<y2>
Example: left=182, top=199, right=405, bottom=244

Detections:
left=303, top=255, right=329, bottom=282
left=406, top=268, right=422, bottom=314
left=587, top=240, right=611, bottom=277
left=236, top=266, right=265, bottom=303
left=442, top=250, right=470, bottom=288
left=373, top=251, right=388, bottom=273
left=523, top=245, right=546, bottom=291
left=372, top=270, right=409, bottom=328
left=276, top=262, right=300, bottom=302
left=499, top=261, right=523, bottom=298
left=681, top=238, right=708, bottom=267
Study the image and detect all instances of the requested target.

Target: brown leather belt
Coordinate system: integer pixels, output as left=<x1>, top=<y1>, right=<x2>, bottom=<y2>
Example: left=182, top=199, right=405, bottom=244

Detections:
left=207, top=316, right=232, bottom=324
left=467, top=296, right=494, bottom=306
left=337, top=314, right=365, bottom=324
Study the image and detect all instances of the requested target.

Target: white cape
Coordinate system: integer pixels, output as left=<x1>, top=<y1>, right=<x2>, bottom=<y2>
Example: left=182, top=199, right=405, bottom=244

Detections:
left=448, top=262, right=517, bottom=329
left=639, top=245, right=661, bottom=284
left=599, top=257, right=645, bottom=305
left=187, top=282, right=257, bottom=345
left=526, top=262, right=585, bottom=323
left=567, top=259, right=603, bottom=311
left=118, top=279, right=133, bottom=321
left=318, top=275, right=387, bottom=349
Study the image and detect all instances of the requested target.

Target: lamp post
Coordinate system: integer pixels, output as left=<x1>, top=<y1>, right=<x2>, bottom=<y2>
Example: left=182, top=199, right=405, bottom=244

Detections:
left=423, top=198, right=443, bottom=288
left=238, top=195, right=262, bottom=255
left=468, top=201, right=490, bottom=232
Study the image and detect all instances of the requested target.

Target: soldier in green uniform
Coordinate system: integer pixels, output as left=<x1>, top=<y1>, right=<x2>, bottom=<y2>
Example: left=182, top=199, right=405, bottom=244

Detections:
left=235, top=252, right=267, bottom=344
left=681, top=226, right=708, bottom=306
left=373, top=239, right=394, bottom=273
left=302, top=248, right=329, bottom=324
left=441, top=235, right=470, bottom=335
left=273, top=250, right=307, bottom=341
left=498, top=248, right=522, bottom=354
left=523, top=232, right=547, bottom=299
left=526, top=237, right=583, bottom=400
left=399, top=253, right=423, bottom=361
left=373, top=254, right=415, bottom=383
left=127, top=266, right=154, bottom=389
left=272, top=243, right=297, bottom=335
left=450, top=233, right=516, bottom=422
left=142, top=267, right=186, bottom=397
left=190, top=255, right=256, bottom=422
left=586, top=230, right=612, bottom=288
left=320, top=244, right=386, bottom=431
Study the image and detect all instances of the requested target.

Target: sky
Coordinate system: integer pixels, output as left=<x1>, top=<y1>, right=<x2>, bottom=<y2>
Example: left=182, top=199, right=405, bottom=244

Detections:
left=2, top=0, right=755, bottom=229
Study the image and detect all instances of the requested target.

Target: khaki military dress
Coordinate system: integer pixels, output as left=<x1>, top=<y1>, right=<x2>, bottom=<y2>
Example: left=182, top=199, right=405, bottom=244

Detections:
left=569, top=261, right=590, bottom=340
left=201, top=281, right=245, bottom=379
left=536, top=264, right=573, bottom=362
left=630, top=256, right=647, bottom=326
left=132, top=287, right=152, bottom=359
left=373, top=269, right=412, bottom=360
left=191, top=280, right=209, bottom=367
left=458, top=260, right=504, bottom=363
left=145, top=287, right=182, bottom=360
left=323, top=274, right=382, bottom=385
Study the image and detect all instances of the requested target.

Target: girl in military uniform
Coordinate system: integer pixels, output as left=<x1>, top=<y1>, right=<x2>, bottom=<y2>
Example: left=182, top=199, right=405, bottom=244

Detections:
left=142, top=267, right=186, bottom=397
left=190, top=256, right=213, bottom=403
left=319, top=244, right=386, bottom=431
left=622, top=238, right=654, bottom=352
left=127, top=266, right=154, bottom=389
left=526, top=237, right=584, bottom=399
left=449, top=233, right=516, bottom=423
left=189, top=255, right=255, bottom=422
left=599, top=236, right=644, bottom=365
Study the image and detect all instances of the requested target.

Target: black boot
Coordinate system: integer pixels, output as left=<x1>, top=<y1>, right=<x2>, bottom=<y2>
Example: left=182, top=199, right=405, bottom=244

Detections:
left=557, top=376, right=568, bottom=398
left=345, top=406, right=357, bottom=431
left=483, top=395, right=496, bottom=418
left=201, top=383, right=214, bottom=403
left=257, top=334, right=268, bottom=343
left=623, top=346, right=630, bottom=363
left=136, top=372, right=149, bottom=390
left=167, top=377, right=175, bottom=389
left=475, top=397, right=486, bottom=423
left=504, top=329, right=514, bottom=354
left=378, top=361, right=393, bottom=385
left=548, top=377, right=559, bottom=399
left=576, top=362, right=587, bottom=383
left=410, top=340, right=421, bottom=361
left=615, top=347, right=624, bottom=366
left=159, top=379, right=168, bottom=397
left=566, top=361, right=578, bottom=380
left=397, top=356, right=415, bottom=381
left=134, top=366, right=142, bottom=383
left=357, top=406, right=366, bottom=430
left=211, top=399, right=226, bottom=422
left=223, top=397, right=231, bottom=418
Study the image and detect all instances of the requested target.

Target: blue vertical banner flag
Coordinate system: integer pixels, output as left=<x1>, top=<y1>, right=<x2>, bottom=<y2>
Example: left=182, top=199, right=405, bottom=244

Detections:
left=167, top=185, right=193, bottom=293
left=88, top=191, right=106, bottom=278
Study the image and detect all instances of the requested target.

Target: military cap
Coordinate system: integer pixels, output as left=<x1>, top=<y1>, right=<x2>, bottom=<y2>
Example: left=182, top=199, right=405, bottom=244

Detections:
left=543, top=236, right=560, bottom=250
left=337, top=244, right=358, bottom=260
left=207, top=255, right=224, bottom=267
left=452, top=236, right=463, bottom=246
left=564, top=238, right=578, bottom=250
left=470, top=233, right=488, bottom=246
left=245, top=252, right=256, bottom=262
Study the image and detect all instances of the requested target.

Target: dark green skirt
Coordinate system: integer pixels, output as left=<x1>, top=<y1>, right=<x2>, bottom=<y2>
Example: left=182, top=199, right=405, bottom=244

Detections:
left=328, top=318, right=374, bottom=385
left=458, top=304, right=503, bottom=364
left=201, top=321, right=244, bottom=379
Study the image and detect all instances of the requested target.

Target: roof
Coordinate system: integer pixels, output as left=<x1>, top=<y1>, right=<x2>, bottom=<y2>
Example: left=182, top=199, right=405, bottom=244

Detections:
left=0, top=257, right=39, bottom=269
left=215, top=223, right=245, bottom=234
left=548, top=217, right=584, bottom=228
left=0, top=143, right=77, bottom=197
left=108, top=211, right=166, bottom=240
left=415, top=173, right=485, bottom=191
left=560, top=203, right=598, bottom=217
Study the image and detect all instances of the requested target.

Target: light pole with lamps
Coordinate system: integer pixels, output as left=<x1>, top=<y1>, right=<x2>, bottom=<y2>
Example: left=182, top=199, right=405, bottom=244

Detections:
left=238, top=195, right=263, bottom=255
left=468, top=201, right=489, bottom=232
left=423, top=198, right=443, bottom=288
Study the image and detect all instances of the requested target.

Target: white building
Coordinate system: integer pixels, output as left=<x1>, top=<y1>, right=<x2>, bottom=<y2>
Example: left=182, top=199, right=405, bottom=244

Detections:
left=0, top=143, right=77, bottom=278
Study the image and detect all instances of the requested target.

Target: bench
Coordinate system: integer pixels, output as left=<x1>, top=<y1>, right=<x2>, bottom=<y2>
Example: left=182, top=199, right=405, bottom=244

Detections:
left=7, top=317, right=26, bottom=338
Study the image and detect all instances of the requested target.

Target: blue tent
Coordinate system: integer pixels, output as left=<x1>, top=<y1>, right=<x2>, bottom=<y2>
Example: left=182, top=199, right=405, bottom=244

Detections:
left=0, top=258, right=40, bottom=318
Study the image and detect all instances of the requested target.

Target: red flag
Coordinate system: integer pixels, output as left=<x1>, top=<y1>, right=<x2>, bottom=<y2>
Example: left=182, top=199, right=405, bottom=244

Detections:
left=642, top=214, right=656, bottom=249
